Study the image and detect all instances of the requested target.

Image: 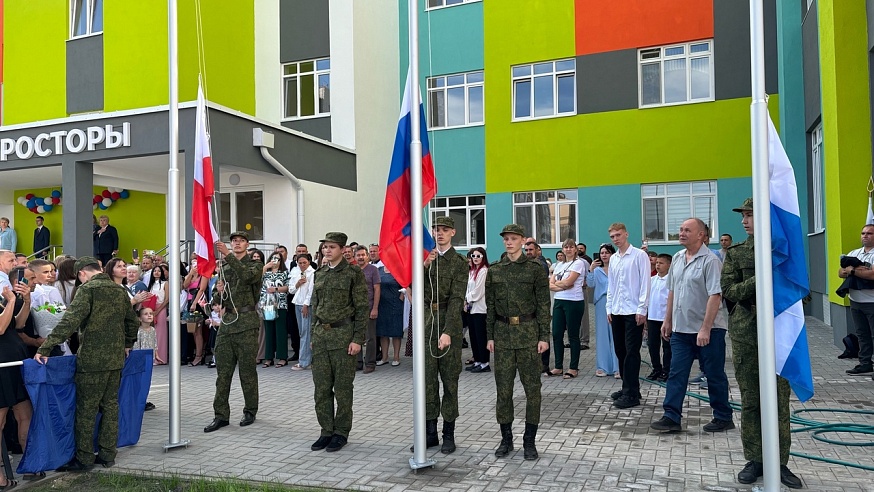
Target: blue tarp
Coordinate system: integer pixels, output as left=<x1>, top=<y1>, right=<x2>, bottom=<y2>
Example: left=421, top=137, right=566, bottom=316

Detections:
left=17, top=350, right=154, bottom=474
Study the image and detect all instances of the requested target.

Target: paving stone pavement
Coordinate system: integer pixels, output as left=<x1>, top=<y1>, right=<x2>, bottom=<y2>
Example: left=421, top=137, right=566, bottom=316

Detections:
left=52, top=314, right=874, bottom=491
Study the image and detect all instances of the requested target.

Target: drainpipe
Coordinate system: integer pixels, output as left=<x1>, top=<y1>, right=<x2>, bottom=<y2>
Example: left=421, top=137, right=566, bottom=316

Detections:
left=253, top=128, right=304, bottom=245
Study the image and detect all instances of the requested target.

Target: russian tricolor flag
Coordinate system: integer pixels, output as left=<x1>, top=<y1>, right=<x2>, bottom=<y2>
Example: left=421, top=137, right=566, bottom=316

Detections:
left=378, top=69, right=437, bottom=288
left=768, top=114, right=814, bottom=402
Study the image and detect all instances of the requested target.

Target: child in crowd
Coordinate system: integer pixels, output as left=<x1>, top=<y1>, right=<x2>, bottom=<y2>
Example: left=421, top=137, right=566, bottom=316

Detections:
left=646, top=254, right=672, bottom=382
left=133, top=307, right=164, bottom=365
left=206, top=298, right=224, bottom=368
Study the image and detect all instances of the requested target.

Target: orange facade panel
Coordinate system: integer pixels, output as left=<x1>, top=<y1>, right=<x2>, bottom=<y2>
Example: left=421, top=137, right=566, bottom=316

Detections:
left=575, top=0, right=713, bottom=55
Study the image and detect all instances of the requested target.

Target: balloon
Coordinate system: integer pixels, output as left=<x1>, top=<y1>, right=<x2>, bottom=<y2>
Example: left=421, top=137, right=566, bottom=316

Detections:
left=51, top=190, right=61, bottom=198
left=26, top=200, right=35, bottom=208
left=119, top=190, right=130, bottom=199
left=46, top=197, right=55, bottom=205
left=98, top=203, right=107, bottom=210
left=36, top=206, right=45, bottom=213
left=35, top=198, right=44, bottom=206
left=102, top=190, right=111, bottom=198
left=25, top=194, right=34, bottom=200
left=16, top=197, right=25, bottom=204
left=111, top=192, right=120, bottom=200
left=43, top=205, right=53, bottom=212
left=102, top=198, right=112, bottom=207
left=93, top=203, right=99, bottom=210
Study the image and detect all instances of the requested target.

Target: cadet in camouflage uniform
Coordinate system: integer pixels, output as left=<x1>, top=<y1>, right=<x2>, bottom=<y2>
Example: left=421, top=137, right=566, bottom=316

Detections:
left=486, top=224, right=550, bottom=460
left=309, top=232, right=367, bottom=452
left=417, top=215, right=468, bottom=454
left=35, top=256, right=139, bottom=472
left=204, top=231, right=264, bottom=433
left=721, top=198, right=802, bottom=489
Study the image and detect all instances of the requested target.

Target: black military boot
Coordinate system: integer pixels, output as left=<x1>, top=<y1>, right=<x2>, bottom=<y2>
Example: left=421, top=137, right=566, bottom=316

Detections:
left=410, top=419, right=440, bottom=452
left=494, top=423, right=514, bottom=458
left=441, top=421, right=456, bottom=454
left=522, top=422, right=539, bottom=460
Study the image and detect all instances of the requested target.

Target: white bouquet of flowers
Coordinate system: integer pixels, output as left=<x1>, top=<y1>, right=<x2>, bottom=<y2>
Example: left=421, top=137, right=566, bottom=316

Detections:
left=32, top=302, right=66, bottom=338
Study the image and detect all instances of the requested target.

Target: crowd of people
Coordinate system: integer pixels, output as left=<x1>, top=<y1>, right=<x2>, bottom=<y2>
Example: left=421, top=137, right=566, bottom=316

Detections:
left=0, top=196, right=825, bottom=488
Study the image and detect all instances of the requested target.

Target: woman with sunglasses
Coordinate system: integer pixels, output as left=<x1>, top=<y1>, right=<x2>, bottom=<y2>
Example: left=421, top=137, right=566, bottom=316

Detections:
left=464, top=247, right=490, bottom=373
left=587, top=244, right=620, bottom=377
left=548, top=238, right=589, bottom=379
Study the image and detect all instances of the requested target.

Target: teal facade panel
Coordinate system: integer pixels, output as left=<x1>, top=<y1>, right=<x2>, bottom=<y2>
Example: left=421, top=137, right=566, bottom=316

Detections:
left=431, top=126, right=485, bottom=196
left=716, top=177, right=753, bottom=243
left=484, top=192, right=513, bottom=259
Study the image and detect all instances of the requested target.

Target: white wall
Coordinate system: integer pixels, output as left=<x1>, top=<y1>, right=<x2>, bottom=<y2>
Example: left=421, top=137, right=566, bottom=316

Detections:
left=219, top=168, right=297, bottom=249
left=254, top=0, right=281, bottom=123
left=328, top=0, right=355, bottom=148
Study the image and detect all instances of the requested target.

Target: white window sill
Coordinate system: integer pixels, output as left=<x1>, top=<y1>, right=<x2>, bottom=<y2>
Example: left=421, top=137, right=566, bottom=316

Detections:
left=281, top=114, right=331, bottom=123
left=512, top=112, right=576, bottom=123
left=428, top=122, right=484, bottom=132
left=638, top=98, right=715, bottom=110
left=67, top=31, right=103, bottom=42
left=425, top=0, right=482, bottom=12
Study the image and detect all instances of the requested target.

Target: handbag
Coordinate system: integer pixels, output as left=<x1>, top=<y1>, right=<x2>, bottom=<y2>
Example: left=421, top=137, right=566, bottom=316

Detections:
left=261, top=293, right=277, bottom=321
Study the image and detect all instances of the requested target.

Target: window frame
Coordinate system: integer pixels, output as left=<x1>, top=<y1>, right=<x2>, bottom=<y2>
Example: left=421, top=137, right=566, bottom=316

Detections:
left=810, top=123, right=824, bottom=233
left=429, top=195, right=487, bottom=249
left=70, top=0, right=103, bottom=39
left=281, top=58, right=331, bottom=121
left=637, top=40, right=715, bottom=108
left=425, top=0, right=482, bottom=12
left=512, top=190, right=578, bottom=247
left=641, top=181, right=718, bottom=245
left=511, top=59, right=577, bottom=122
left=426, top=70, right=485, bottom=130
left=217, top=186, right=265, bottom=242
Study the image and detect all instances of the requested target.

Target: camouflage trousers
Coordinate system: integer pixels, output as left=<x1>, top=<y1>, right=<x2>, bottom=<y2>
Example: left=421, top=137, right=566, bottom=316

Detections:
left=731, top=337, right=791, bottom=464
left=494, top=347, right=541, bottom=425
left=312, top=344, right=357, bottom=438
left=424, top=340, right=461, bottom=421
left=74, top=370, right=121, bottom=465
left=213, top=328, right=259, bottom=421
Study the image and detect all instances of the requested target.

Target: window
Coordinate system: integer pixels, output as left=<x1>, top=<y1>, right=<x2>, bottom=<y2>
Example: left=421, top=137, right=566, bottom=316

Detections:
left=71, top=0, right=103, bottom=38
left=427, top=71, right=484, bottom=129
left=513, top=190, right=577, bottom=246
left=426, top=0, right=481, bottom=10
left=642, top=181, right=716, bottom=243
left=282, top=58, right=331, bottom=120
left=218, top=188, right=264, bottom=241
left=430, top=195, right=486, bottom=248
left=639, top=41, right=714, bottom=107
left=811, top=124, right=824, bottom=232
left=512, top=59, right=576, bottom=120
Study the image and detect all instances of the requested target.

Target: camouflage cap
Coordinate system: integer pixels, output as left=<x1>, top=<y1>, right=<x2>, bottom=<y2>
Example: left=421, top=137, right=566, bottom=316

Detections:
left=73, top=256, right=100, bottom=272
left=229, top=231, right=249, bottom=241
left=433, top=216, right=455, bottom=229
left=319, top=231, right=348, bottom=247
left=499, top=224, right=526, bottom=237
left=732, top=197, right=753, bottom=213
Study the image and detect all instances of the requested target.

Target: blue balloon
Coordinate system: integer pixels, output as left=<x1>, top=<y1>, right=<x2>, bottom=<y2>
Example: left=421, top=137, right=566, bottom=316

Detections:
left=98, top=203, right=107, bottom=210
left=26, top=199, right=35, bottom=208
left=43, top=205, right=53, bottom=212
left=51, top=190, right=61, bottom=198
left=119, top=190, right=130, bottom=199
left=35, top=198, right=44, bottom=206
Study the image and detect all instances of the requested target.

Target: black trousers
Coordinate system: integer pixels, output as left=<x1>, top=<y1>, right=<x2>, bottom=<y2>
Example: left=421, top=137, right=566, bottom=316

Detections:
left=646, top=319, right=672, bottom=372
left=467, top=313, right=488, bottom=363
left=286, top=307, right=300, bottom=356
left=612, top=314, right=643, bottom=395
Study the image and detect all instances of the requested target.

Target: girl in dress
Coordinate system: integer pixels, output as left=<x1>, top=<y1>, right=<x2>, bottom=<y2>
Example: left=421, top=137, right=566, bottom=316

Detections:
left=133, top=307, right=164, bottom=365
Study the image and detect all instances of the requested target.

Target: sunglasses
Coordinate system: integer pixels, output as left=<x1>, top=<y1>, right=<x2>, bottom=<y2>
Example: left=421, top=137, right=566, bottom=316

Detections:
left=470, top=254, right=482, bottom=259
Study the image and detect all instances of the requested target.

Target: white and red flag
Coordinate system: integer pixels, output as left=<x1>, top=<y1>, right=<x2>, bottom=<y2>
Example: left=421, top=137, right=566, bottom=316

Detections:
left=192, top=83, right=219, bottom=277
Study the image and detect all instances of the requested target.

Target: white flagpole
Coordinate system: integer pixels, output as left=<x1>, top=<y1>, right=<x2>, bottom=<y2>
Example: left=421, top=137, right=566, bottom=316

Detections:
left=165, top=0, right=189, bottom=451
left=749, top=0, right=779, bottom=489
left=408, top=0, right=434, bottom=471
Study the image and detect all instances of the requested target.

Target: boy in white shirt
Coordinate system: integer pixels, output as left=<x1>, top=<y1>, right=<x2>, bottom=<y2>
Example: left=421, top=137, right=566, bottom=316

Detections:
left=646, top=254, right=672, bottom=382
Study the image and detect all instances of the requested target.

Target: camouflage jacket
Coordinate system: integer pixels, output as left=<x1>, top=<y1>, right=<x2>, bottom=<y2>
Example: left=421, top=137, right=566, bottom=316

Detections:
left=485, top=254, right=551, bottom=349
left=217, top=253, right=263, bottom=334
left=311, top=258, right=367, bottom=349
left=721, top=236, right=757, bottom=341
left=38, top=273, right=139, bottom=372
left=422, top=247, right=468, bottom=341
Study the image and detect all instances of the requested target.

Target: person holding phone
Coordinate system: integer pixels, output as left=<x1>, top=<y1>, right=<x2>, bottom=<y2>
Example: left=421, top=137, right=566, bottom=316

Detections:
left=260, top=251, right=290, bottom=367
left=587, top=244, right=620, bottom=378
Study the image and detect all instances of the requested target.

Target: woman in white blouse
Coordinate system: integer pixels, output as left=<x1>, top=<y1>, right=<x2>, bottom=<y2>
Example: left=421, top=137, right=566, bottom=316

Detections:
left=549, top=238, right=589, bottom=379
left=464, top=247, right=490, bottom=373
left=290, top=254, right=315, bottom=370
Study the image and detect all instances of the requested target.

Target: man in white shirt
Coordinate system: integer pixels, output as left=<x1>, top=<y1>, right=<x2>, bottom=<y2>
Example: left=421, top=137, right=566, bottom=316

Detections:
left=838, top=224, right=874, bottom=375
left=28, top=259, right=64, bottom=307
left=0, top=250, right=15, bottom=292
left=368, top=243, right=384, bottom=268
left=285, top=243, right=309, bottom=362
left=650, top=218, right=733, bottom=433
left=605, top=222, right=651, bottom=409
left=714, top=234, right=732, bottom=261
left=646, top=254, right=672, bottom=382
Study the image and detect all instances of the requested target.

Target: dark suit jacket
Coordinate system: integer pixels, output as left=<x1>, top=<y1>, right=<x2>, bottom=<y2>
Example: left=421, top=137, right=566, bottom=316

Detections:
left=93, top=224, right=119, bottom=255
left=33, top=226, right=50, bottom=254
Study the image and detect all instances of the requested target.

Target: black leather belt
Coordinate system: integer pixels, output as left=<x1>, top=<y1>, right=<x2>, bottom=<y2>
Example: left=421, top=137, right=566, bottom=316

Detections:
left=234, top=305, right=257, bottom=314
left=496, top=313, right=536, bottom=325
left=322, top=317, right=353, bottom=329
left=430, top=302, right=448, bottom=310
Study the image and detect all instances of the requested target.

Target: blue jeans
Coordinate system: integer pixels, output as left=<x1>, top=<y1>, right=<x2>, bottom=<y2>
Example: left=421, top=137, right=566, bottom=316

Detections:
left=662, top=330, right=732, bottom=424
left=295, top=304, right=313, bottom=367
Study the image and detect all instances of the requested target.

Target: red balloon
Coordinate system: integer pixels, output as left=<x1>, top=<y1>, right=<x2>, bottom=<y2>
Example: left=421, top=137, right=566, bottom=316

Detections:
left=25, top=194, right=34, bottom=200
left=111, top=192, right=121, bottom=200
left=29, top=207, right=37, bottom=213
left=93, top=196, right=100, bottom=204
left=102, top=190, right=111, bottom=198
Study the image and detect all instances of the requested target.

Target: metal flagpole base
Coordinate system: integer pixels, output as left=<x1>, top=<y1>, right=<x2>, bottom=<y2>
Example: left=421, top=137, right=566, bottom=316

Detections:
left=409, top=456, right=436, bottom=472
left=162, top=438, right=191, bottom=452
